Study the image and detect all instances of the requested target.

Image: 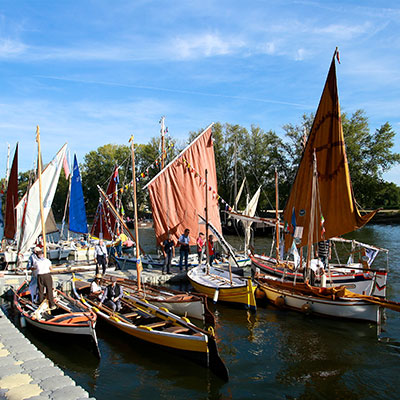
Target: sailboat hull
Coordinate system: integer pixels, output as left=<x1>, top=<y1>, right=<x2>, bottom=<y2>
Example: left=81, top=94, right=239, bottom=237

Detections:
left=256, top=279, right=381, bottom=323
left=251, top=254, right=387, bottom=298
left=188, top=266, right=257, bottom=310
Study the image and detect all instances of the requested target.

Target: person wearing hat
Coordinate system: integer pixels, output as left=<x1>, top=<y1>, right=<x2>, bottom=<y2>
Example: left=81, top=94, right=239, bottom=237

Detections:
left=33, top=248, right=56, bottom=310
left=99, top=276, right=123, bottom=312
left=27, top=246, right=41, bottom=303
left=90, top=274, right=104, bottom=300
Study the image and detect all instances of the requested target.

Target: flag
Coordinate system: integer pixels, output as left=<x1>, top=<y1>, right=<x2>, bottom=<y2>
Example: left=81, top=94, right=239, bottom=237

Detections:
left=63, top=153, right=70, bottom=179
left=290, top=207, right=296, bottom=235
left=335, top=47, right=340, bottom=64
left=320, top=214, right=326, bottom=239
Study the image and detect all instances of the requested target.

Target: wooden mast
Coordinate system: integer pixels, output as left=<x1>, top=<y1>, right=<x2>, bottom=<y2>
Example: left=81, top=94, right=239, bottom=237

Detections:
left=36, top=126, right=47, bottom=258
left=205, top=169, right=209, bottom=275
left=275, top=168, right=280, bottom=264
left=160, top=116, right=165, bottom=170
left=130, top=135, right=142, bottom=291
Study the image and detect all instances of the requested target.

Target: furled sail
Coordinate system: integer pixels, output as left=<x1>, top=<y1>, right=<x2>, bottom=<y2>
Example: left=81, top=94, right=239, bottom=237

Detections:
left=69, top=155, right=88, bottom=234
left=15, top=144, right=67, bottom=254
left=145, top=124, right=221, bottom=245
left=90, top=165, right=118, bottom=240
left=283, top=54, right=377, bottom=252
left=4, top=143, right=19, bottom=239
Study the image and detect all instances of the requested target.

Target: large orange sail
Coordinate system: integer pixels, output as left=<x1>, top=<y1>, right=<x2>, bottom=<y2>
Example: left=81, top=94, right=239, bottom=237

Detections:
left=283, top=53, right=377, bottom=252
left=145, top=124, right=221, bottom=245
left=4, top=143, right=18, bottom=239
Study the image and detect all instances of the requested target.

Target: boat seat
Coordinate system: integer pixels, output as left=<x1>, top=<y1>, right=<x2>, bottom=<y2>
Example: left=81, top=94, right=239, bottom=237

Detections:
left=122, top=312, right=139, bottom=318
left=144, top=321, right=169, bottom=329
left=163, top=326, right=190, bottom=334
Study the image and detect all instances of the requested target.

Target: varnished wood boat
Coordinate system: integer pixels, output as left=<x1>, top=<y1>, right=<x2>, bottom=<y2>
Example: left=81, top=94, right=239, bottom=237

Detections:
left=13, top=281, right=100, bottom=357
left=100, top=274, right=215, bottom=326
left=72, top=278, right=229, bottom=381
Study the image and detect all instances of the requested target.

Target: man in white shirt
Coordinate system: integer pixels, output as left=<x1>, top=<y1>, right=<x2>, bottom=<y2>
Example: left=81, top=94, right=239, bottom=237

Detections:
left=90, top=274, right=104, bottom=299
left=34, top=248, right=55, bottom=309
left=94, top=239, right=108, bottom=275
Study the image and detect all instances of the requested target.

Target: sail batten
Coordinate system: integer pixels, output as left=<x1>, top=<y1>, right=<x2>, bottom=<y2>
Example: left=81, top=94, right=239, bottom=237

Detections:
left=147, top=124, right=221, bottom=245
left=283, top=54, right=377, bottom=251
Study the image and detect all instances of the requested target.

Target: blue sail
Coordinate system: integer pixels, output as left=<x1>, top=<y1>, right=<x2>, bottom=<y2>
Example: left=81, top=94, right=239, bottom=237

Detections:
left=69, top=154, right=88, bottom=234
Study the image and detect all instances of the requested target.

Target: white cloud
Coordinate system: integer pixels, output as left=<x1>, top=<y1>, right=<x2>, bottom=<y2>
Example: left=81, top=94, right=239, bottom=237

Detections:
left=170, top=32, right=245, bottom=60
left=0, top=38, right=27, bottom=57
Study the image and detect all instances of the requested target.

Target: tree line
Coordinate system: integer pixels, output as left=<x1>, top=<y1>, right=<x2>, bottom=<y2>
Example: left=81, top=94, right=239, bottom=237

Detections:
left=3, top=109, right=400, bottom=224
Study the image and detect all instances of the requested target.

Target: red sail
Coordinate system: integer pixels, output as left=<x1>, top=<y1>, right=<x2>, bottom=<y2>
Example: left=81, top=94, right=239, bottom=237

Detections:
left=90, top=165, right=118, bottom=240
left=4, top=144, right=19, bottom=239
left=146, top=124, right=222, bottom=246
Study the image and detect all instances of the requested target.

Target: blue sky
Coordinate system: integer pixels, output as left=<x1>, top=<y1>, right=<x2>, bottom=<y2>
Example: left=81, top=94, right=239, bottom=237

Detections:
left=1, top=0, right=400, bottom=185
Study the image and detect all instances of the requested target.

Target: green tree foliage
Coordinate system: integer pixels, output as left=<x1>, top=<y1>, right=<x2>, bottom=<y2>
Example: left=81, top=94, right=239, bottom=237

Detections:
left=12, top=110, right=400, bottom=228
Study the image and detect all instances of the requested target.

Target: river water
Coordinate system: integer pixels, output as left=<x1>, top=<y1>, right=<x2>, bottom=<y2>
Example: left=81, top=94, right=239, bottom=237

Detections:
left=4, top=224, right=400, bottom=400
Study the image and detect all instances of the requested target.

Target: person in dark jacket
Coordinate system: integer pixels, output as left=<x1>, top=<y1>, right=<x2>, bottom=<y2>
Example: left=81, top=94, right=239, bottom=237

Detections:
left=99, top=276, right=123, bottom=311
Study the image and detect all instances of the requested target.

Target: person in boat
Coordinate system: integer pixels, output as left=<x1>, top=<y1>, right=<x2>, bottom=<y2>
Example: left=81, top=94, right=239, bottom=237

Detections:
left=99, top=276, right=123, bottom=312
left=208, top=234, right=215, bottom=265
left=316, top=240, right=331, bottom=270
left=196, top=232, right=205, bottom=265
left=90, top=274, right=104, bottom=299
left=27, top=246, right=41, bottom=303
left=34, top=248, right=56, bottom=310
left=178, top=228, right=190, bottom=272
left=94, top=239, right=108, bottom=275
left=161, top=234, right=175, bottom=275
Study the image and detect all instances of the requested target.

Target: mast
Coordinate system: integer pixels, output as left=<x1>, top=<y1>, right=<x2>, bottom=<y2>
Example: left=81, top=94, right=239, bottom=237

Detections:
left=5, top=143, right=10, bottom=187
left=160, top=116, right=166, bottom=170
left=36, top=126, right=47, bottom=258
left=205, top=169, right=209, bottom=275
left=306, top=151, right=318, bottom=272
left=275, top=168, right=280, bottom=264
left=130, top=135, right=142, bottom=291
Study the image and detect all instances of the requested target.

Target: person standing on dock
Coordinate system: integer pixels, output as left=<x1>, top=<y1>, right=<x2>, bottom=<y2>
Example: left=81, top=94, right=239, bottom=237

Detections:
left=34, top=248, right=56, bottom=310
left=95, top=239, right=108, bottom=275
left=161, top=234, right=175, bottom=274
left=178, top=228, right=190, bottom=272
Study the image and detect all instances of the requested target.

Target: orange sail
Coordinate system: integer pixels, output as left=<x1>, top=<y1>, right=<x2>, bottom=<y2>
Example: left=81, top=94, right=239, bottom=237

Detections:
left=145, top=124, right=221, bottom=245
left=283, top=53, right=377, bottom=252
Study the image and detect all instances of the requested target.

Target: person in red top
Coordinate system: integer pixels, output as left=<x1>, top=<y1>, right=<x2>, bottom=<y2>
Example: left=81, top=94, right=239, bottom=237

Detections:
left=196, top=232, right=205, bottom=265
left=208, top=234, right=215, bottom=265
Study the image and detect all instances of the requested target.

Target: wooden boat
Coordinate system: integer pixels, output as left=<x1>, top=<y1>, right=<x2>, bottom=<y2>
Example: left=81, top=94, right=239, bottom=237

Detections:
left=90, top=274, right=215, bottom=325
left=256, top=275, right=400, bottom=324
left=188, top=265, right=257, bottom=311
left=256, top=49, right=391, bottom=322
left=251, top=237, right=389, bottom=298
left=256, top=276, right=381, bottom=323
left=72, top=278, right=229, bottom=381
left=13, top=281, right=100, bottom=356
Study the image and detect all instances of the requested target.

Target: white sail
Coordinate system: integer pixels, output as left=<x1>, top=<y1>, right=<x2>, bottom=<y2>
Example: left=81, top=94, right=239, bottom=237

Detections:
left=15, top=144, right=67, bottom=254
left=243, top=186, right=261, bottom=250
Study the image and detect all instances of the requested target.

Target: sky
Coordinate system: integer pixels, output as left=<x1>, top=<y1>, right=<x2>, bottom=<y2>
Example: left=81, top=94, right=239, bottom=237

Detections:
left=1, top=0, right=400, bottom=185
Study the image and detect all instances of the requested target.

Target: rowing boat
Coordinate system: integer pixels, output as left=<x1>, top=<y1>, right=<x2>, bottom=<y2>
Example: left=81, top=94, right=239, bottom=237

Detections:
left=72, top=277, right=229, bottom=381
left=13, top=281, right=100, bottom=357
